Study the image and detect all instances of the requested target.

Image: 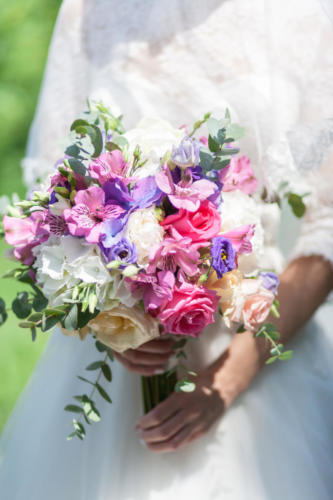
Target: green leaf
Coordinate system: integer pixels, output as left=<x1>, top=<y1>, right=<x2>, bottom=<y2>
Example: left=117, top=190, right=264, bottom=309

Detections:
left=65, top=144, right=81, bottom=158
left=86, top=361, right=104, bottom=371
left=31, top=326, right=37, bottom=342
left=102, top=363, right=112, bottom=382
left=67, top=158, right=87, bottom=176
left=175, top=380, right=196, bottom=393
left=32, top=293, right=48, bottom=312
left=208, top=135, right=220, bottom=153
left=41, top=314, right=61, bottom=332
left=18, top=321, right=36, bottom=328
left=73, top=419, right=86, bottom=437
left=107, top=350, right=114, bottom=362
left=12, top=292, right=32, bottom=319
left=105, top=141, right=121, bottom=152
left=212, top=158, right=231, bottom=170
left=81, top=396, right=101, bottom=422
left=111, top=135, right=129, bottom=150
left=270, top=344, right=284, bottom=356
left=225, top=123, right=246, bottom=142
left=278, top=350, right=294, bottom=361
left=216, top=147, right=239, bottom=156
left=199, top=149, right=214, bottom=171
left=0, top=298, right=6, bottom=314
left=77, top=306, right=99, bottom=329
left=95, top=340, right=108, bottom=352
left=265, top=355, right=278, bottom=365
left=28, top=312, right=43, bottom=323
left=64, top=404, right=84, bottom=414
left=96, top=383, right=112, bottom=403
left=63, top=304, right=78, bottom=330
left=237, top=324, right=246, bottom=333
left=77, top=376, right=94, bottom=386
left=0, top=311, right=8, bottom=325
left=287, top=193, right=306, bottom=218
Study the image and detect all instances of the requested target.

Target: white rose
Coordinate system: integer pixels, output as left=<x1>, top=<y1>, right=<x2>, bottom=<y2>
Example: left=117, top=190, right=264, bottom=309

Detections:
left=126, top=207, right=164, bottom=267
left=124, top=117, right=185, bottom=178
left=220, top=191, right=264, bottom=275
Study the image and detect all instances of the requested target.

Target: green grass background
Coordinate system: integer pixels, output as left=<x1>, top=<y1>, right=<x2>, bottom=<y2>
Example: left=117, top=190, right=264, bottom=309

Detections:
left=0, top=1, right=60, bottom=431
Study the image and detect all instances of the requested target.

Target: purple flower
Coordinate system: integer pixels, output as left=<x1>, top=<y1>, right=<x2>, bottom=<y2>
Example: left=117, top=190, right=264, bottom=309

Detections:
left=211, top=236, right=236, bottom=278
left=259, top=272, right=279, bottom=294
left=105, top=238, right=137, bottom=268
left=172, top=136, right=201, bottom=168
left=131, top=176, right=163, bottom=208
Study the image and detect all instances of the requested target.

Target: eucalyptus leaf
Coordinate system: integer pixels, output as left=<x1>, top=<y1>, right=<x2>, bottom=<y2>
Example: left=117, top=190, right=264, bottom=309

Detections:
left=77, top=376, right=94, bottom=386
left=31, top=326, right=37, bottom=342
left=68, top=159, right=87, bottom=176
left=288, top=193, right=306, bottom=218
left=0, top=311, right=8, bottom=325
left=63, top=304, right=78, bottom=330
left=279, top=350, right=294, bottom=361
left=32, top=293, right=48, bottom=312
left=199, top=149, right=214, bottom=171
left=64, top=404, right=84, bottom=414
left=225, top=123, right=246, bottom=141
left=41, top=314, right=61, bottom=332
left=12, top=292, right=32, bottom=319
left=102, top=363, right=112, bottom=382
left=95, top=340, right=108, bottom=352
left=265, top=356, right=278, bottom=365
left=65, top=144, right=81, bottom=158
left=96, top=383, right=112, bottom=403
left=208, top=135, right=220, bottom=153
left=86, top=361, right=104, bottom=371
left=0, top=298, right=5, bottom=313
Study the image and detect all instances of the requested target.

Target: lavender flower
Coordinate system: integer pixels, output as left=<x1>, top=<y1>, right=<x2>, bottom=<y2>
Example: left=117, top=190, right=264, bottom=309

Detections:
left=211, top=236, right=236, bottom=278
left=172, top=136, right=201, bottom=168
left=259, top=272, right=279, bottom=294
left=105, top=238, right=137, bottom=268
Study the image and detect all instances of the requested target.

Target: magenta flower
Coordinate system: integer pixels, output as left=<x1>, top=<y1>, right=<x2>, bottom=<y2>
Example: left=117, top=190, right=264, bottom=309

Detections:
left=219, top=156, right=258, bottom=195
left=220, top=224, right=255, bottom=254
left=147, top=235, right=200, bottom=277
left=63, top=186, right=126, bottom=244
left=89, top=151, right=129, bottom=185
left=130, top=270, right=175, bottom=316
left=155, top=164, right=217, bottom=212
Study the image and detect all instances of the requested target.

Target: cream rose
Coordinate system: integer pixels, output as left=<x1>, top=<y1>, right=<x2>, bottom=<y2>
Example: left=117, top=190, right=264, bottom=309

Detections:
left=87, top=304, right=160, bottom=353
left=126, top=207, right=164, bottom=267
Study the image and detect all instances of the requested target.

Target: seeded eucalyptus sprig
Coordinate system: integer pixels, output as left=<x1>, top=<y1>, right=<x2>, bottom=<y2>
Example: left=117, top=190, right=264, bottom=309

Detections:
left=65, top=340, right=114, bottom=441
left=255, top=323, right=293, bottom=364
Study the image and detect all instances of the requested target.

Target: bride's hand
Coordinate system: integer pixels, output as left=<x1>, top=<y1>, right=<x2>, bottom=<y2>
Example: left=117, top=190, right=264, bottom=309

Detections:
left=136, top=369, right=226, bottom=453
left=113, top=337, right=175, bottom=376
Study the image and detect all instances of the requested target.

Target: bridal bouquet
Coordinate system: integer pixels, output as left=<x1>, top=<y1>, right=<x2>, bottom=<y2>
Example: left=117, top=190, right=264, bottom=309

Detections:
left=0, top=103, right=302, bottom=440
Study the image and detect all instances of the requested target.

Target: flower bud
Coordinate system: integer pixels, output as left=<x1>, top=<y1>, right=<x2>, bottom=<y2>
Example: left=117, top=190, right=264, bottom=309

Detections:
left=107, top=260, right=121, bottom=270
left=122, top=265, right=139, bottom=277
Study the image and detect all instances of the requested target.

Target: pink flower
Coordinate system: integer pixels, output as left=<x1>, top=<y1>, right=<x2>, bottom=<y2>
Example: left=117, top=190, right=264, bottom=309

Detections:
left=158, top=282, right=218, bottom=337
left=220, top=156, right=258, bottom=195
left=3, top=212, right=49, bottom=265
left=155, top=165, right=216, bottom=212
left=130, top=270, right=175, bottom=316
left=220, top=224, right=255, bottom=254
left=147, top=235, right=200, bottom=276
left=161, top=200, right=221, bottom=244
left=89, top=151, right=129, bottom=185
left=199, top=136, right=208, bottom=146
left=63, top=186, right=125, bottom=244
left=242, top=287, right=275, bottom=332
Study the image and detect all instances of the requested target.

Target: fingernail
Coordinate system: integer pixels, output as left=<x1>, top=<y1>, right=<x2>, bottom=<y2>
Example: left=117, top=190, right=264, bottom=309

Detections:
left=139, top=439, right=147, bottom=448
left=154, top=369, right=165, bottom=375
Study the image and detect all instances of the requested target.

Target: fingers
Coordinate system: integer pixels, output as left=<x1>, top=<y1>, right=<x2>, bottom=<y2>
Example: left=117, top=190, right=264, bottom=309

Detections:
left=144, top=422, right=205, bottom=453
left=136, top=338, right=175, bottom=354
left=113, top=352, right=166, bottom=376
left=137, top=392, right=182, bottom=429
left=140, top=409, right=187, bottom=443
left=122, top=349, right=172, bottom=366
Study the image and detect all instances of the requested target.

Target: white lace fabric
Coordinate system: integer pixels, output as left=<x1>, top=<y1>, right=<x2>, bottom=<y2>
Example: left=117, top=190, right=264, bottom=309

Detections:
left=22, top=0, right=333, bottom=267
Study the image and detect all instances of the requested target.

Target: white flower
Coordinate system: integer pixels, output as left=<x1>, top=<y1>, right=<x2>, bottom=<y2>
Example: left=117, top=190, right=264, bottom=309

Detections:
left=124, top=117, right=185, bottom=178
left=220, top=191, right=264, bottom=274
left=70, top=255, right=111, bottom=285
left=49, top=193, right=71, bottom=216
left=126, top=207, right=164, bottom=267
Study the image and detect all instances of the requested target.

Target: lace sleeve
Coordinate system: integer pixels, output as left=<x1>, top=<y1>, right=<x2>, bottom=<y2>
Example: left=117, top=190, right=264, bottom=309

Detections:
left=262, top=4, right=333, bottom=267
left=22, top=0, right=88, bottom=192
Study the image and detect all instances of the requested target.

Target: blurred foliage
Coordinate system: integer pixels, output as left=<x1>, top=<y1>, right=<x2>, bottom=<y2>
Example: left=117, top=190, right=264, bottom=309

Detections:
left=0, top=0, right=60, bottom=431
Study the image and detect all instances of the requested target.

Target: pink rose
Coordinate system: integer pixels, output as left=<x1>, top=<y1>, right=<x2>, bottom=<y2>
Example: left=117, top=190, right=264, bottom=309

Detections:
left=219, top=156, right=258, bottom=195
left=161, top=200, right=221, bottom=244
left=242, top=287, right=274, bottom=331
left=158, top=282, right=218, bottom=337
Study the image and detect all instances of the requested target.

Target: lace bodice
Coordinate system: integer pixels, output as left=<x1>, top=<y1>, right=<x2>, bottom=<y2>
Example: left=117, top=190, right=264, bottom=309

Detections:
left=22, top=0, right=333, bottom=267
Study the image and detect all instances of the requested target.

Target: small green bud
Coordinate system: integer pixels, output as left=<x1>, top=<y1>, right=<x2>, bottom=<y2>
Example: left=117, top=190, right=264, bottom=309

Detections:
left=107, top=260, right=121, bottom=270
left=198, top=273, right=209, bottom=285
left=122, top=265, right=139, bottom=277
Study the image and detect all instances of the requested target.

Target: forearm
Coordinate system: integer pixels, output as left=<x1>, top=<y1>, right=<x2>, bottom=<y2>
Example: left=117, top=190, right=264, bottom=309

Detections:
left=206, top=256, right=333, bottom=407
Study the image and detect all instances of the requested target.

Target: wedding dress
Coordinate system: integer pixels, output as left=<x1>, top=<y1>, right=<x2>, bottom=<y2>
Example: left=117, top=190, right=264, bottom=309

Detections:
left=1, top=1, right=333, bottom=499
